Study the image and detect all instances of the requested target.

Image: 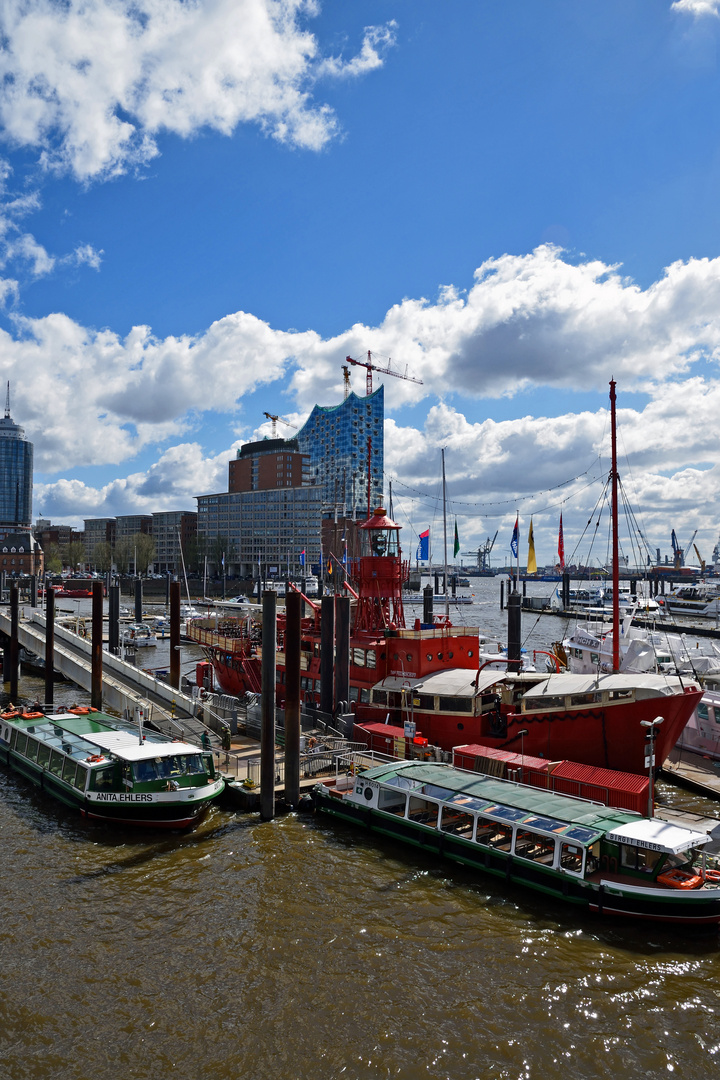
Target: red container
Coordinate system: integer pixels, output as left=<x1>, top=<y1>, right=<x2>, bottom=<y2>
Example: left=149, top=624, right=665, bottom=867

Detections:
left=453, top=743, right=648, bottom=814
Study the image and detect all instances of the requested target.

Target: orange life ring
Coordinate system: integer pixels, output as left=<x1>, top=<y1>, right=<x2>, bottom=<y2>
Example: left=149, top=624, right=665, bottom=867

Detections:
left=70, top=707, right=91, bottom=715
left=704, top=869, right=720, bottom=883
left=21, top=712, right=44, bottom=719
left=657, top=868, right=704, bottom=890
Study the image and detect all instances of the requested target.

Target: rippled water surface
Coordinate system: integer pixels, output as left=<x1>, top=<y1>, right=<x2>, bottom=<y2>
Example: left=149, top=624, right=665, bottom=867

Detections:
left=2, top=768, right=720, bottom=1080
left=3, top=585, right=720, bottom=1078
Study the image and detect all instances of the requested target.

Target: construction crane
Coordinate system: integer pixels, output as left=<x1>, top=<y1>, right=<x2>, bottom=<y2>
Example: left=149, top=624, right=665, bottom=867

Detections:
left=693, top=543, right=706, bottom=574
left=342, top=364, right=351, bottom=399
left=345, top=350, right=424, bottom=396
left=262, top=412, right=296, bottom=438
left=463, top=531, right=498, bottom=574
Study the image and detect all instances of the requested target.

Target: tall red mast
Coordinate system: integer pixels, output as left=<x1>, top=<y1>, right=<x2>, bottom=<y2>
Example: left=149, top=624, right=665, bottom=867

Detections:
left=610, top=379, right=620, bottom=672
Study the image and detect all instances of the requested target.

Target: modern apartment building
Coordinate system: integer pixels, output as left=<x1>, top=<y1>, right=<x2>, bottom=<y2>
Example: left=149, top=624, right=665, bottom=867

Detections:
left=0, top=387, right=33, bottom=530
left=294, top=386, right=384, bottom=517
left=151, top=511, right=198, bottom=573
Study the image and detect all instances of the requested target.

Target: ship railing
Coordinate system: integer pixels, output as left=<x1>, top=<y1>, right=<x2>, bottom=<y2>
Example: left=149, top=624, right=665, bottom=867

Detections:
left=331, top=749, right=397, bottom=785
left=221, top=740, right=366, bottom=785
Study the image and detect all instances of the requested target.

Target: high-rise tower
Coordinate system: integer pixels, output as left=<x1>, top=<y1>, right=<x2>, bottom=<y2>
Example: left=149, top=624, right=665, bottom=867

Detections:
left=0, top=382, right=33, bottom=529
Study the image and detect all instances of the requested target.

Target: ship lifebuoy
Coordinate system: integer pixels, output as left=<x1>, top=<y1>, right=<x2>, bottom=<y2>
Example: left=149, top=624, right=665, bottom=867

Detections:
left=704, top=870, right=720, bottom=883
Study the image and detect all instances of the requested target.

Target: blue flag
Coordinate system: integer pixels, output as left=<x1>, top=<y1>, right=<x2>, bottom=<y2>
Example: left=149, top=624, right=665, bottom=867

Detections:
left=299, top=549, right=305, bottom=567
left=416, top=529, right=430, bottom=561
left=510, top=518, right=518, bottom=559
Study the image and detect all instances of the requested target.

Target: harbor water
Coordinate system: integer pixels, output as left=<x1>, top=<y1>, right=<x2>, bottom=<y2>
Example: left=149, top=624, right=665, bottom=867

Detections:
left=2, top=582, right=720, bottom=1078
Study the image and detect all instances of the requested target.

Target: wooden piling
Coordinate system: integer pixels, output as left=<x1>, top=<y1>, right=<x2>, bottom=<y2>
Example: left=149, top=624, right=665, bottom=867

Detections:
left=334, top=595, right=350, bottom=712
left=260, top=589, right=277, bottom=822
left=9, top=585, right=18, bottom=700
left=423, top=584, right=433, bottom=624
left=44, top=585, right=55, bottom=707
left=507, top=589, right=521, bottom=670
left=108, top=584, right=119, bottom=654
left=169, top=582, right=181, bottom=690
left=134, top=578, right=143, bottom=623
left=91, top=580, right=103, bottom=710
left=320, top=596, right=335, bottom=715
left=284, top=590, right=301, bottom=809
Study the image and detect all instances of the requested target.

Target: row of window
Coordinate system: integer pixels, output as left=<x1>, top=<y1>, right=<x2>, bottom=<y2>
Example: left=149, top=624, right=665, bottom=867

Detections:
left=10, top=731, right=89, bottom=791
left=373, top=787, right=593, bottom=876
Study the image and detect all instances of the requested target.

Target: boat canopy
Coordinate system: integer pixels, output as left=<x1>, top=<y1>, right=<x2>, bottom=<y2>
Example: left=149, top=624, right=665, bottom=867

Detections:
left=361, top=761, right=636, bottom=841
left=80, top=731, right=200, bottom=761
left=523, top=672, right=696, bottom=700
left=605, top=819, right=709, bottom=854
left=372, top=670, right=503, bottom=697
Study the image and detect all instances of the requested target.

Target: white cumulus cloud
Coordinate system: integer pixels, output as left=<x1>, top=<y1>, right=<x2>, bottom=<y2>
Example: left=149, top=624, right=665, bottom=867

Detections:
left=0, top=0, right=397, bottom=181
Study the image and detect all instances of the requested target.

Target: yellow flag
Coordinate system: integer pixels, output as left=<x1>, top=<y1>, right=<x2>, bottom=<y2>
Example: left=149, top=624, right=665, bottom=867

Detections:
left=527, top=519, right=537, bottom=575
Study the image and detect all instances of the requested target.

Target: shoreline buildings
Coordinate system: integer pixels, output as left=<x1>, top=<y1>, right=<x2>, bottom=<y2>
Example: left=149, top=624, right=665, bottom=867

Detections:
left=196, top=387, right=385, bottom=579
left=0, top=385, right=42, bottom=575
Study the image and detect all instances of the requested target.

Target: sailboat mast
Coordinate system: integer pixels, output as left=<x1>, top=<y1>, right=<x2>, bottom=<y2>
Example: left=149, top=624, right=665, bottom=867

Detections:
left=442, top=448, right=449, bottom=621
left=610, top=379, right=620, bottom=671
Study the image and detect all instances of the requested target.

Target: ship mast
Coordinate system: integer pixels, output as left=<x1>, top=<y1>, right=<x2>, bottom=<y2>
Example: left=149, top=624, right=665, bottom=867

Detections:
left=610, top=379, right=620, bottom=671
left=442, top=448, right=449, bottom=621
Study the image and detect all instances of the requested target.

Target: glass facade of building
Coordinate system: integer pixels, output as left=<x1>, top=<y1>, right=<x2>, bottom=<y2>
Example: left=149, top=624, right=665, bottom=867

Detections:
left=0, top=412, right=32, bottom=528
left=294, top=386, right=384, bottom=517
left=197, top=486, right=322, bottom=578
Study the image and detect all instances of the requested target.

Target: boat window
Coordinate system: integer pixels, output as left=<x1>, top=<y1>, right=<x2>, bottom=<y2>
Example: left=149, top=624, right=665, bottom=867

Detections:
left=590, top=653, right=599, bottom=665
left=524, top=695, right=566, bottom=711
left=485, top=804, right=527, bottom=823
left=421, top=784, right=455, bottom=800
left=15, top=733, right=27, bottom=755
left=417, top=694, right=435, bottom=711
left=487, top=823, right=513, bottom=850
left=448, top=794, right=490, bottom=812
left=474, top=816, right=497, bottom=846
left=609, top=689, right=633, bottom=700
left=36, top=743, right=51, bottom=769
left=407, top=796, right=439, bottom=827
left=72, top=766, right=88, bottom=791
left=439, top=807, right=474, bottom=838
left=48, top=750, right=64, bottom=777
left=24, top=737, right=39, bottom=762
left=353, top=648, right=366, bottom=667
left=366, top=650, right=376, bottom=669
left=373, top=691, right=388, bottom=706
left=559, top=843, right=584, bottom=875
left=385, top=774, right=421, bottom=791
left=359, top=688, right=370, bottom=703
left=562, top=826, right=600, bottom=844
left=349, top=686, right=359, bottom=702
left=619, top=845, right=663, bottom=873
left=522, top=815, right=565, bottom=833
left=514, top=830, right=556, bottom=864
left=62, top=757, right=77, bottom=783
left=569, top=692, right=602, bottom=706
left=92, top=766, right=118, bottom=790
left=713, top=707, right=720, bottom=726
left=377, top=788, right=406, bottom=815
left=438, top=696, right=472, bottom=713
left=698, top=703, right=709, bottom=722
left=587, top=842, right=600, bottom=875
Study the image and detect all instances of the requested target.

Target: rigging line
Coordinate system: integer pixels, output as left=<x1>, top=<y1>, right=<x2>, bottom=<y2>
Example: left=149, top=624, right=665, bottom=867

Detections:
left=387, top=459, right=603, bottom=510
left=515, top=469, right=611, bottom=519
left=566, top=476, right=610, bottom=566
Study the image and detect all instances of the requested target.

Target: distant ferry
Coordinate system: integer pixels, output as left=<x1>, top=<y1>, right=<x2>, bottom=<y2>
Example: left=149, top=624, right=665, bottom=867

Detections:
left=0, top=706, right=223, bottom=828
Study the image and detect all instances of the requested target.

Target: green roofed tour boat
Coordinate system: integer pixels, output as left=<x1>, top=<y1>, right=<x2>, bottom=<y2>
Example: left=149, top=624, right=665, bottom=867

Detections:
left=0, top=706, right=224, bottom=828
left=314, top=759, right=720, bottom=924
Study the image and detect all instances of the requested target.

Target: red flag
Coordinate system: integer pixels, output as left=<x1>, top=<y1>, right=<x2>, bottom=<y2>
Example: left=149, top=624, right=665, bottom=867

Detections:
left=558, top=513, right=565, bottom=569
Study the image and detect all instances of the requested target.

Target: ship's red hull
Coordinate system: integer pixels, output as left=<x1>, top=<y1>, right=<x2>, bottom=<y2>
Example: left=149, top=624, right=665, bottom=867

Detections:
left=355, top=687, right=701, bottom=774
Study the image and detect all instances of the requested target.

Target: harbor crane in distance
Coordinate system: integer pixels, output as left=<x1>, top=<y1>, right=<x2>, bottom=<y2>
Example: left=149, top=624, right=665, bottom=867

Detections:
left=263, top=412, right=297, bottom=439
left=345, top=350, right=424, bottom=396
left=694, top=543, right=706, bottom=574
left=463, top=531, right=499, bottom=573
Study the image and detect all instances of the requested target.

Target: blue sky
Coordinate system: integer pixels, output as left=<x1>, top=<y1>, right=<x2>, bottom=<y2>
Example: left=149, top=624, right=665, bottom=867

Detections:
left=3, top=0, right=720, bottom=568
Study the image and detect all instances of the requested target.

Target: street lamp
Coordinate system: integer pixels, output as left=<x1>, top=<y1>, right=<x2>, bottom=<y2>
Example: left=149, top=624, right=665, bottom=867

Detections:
left=640, top=716, right=664, bottom=817
left=517, top=728, right=529, bottom=783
